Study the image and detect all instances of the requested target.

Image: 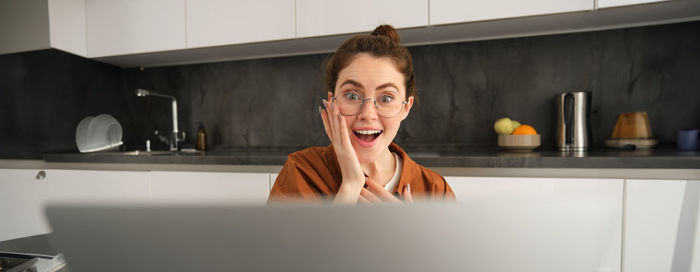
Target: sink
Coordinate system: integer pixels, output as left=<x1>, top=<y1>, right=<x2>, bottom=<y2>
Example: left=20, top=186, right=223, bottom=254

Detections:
left=113, top=150, right=175, bottom=156
left=112, top=149, right=205, bottom=156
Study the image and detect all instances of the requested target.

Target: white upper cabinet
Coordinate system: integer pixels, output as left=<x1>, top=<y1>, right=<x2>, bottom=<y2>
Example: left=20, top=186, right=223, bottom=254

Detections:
left=186, top=0, right=295, bottom=48
left=70, top=0, right=694, bottom=67
left=86, top=0, right=186, bottom=57
left=48, top=0, right=87, bottom=56
left=598, top=0, right=668, bottom=9
left=296, top=0, right=428, bottom=38
left=0, top=0, right=86, bottom=56
left=430, top=0, right=594, bottom=25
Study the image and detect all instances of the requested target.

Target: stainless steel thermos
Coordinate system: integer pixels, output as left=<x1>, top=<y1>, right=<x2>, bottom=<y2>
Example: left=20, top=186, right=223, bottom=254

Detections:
left=556, top=91, right=592, bottom=151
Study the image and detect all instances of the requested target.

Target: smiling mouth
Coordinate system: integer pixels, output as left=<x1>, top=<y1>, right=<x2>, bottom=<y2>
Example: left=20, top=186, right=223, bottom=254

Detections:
left=354, top=129, right=383, bottom=142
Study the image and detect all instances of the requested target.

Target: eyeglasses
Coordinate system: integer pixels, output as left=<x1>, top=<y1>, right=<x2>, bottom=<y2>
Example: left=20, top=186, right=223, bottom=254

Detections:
left=332, top=90, right=408, bottom=118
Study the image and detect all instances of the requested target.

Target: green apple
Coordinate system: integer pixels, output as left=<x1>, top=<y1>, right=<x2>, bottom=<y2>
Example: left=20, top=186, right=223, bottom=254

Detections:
left=511, top=120, right=521, bottom=130
left=494, top=117, right=514, bottom=135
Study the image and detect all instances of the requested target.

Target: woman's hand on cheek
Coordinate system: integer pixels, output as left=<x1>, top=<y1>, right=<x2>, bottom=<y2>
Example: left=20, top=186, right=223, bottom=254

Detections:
left=319, top=92, right=366, bottom=204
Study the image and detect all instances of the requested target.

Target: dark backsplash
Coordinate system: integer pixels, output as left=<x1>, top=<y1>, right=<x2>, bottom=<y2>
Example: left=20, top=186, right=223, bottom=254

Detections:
left=2, top=21, right=699, bottom=157
left=0, top=50, right=124, bottom=158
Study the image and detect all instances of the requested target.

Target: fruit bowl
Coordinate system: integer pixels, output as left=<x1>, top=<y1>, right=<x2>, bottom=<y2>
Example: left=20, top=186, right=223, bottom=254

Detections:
left=498, top=134, right=541, bottom=151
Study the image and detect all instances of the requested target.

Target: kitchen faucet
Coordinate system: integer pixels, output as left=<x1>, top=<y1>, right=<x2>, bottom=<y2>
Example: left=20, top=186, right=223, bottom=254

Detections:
left=135, top=88, right=185, bottom=151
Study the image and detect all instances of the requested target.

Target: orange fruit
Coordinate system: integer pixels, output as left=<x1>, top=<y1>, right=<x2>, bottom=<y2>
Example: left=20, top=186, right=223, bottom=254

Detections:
left=512, top=124, right=537, bottom=135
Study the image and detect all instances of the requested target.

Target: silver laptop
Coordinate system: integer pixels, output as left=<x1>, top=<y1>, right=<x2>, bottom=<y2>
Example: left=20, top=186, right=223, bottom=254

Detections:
left=45, top=202, right=619, bottom=272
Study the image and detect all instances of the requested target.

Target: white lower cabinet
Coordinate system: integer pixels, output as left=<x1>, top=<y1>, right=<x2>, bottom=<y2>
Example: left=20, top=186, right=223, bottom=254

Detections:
left=150, top=171, right=270, bottom=204
left=1, top=169, right=152, bottom=241
left=45, top=169, right=150, bottom=204
left=623, top=179, right=700, bottom=272
left=11, top=166, right=700, bottom=272
left=445, top=176, right=624, bottom=272
left=598, top=0, right=667, bottom=9
left=0, top=168, right=269, bottom=242
left=0, top=169, right=49, bottom=241
left=270, top=173, right=278, bottom=191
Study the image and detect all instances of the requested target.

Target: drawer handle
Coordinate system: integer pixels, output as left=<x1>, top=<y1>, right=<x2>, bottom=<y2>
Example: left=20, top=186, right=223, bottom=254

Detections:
left=36, top=170, right=46, bottom=180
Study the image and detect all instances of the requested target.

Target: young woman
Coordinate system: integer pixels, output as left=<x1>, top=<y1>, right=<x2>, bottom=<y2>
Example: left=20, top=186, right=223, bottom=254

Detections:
left=269, top=25, right=455, bottom=204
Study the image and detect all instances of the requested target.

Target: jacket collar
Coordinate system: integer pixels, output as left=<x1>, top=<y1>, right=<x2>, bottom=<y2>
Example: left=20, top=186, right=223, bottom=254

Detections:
left=388, top=142, right=419, bottom=196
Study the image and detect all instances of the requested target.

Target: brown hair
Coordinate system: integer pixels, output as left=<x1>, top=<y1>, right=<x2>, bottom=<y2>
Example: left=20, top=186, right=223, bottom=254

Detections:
left=324, top=25, right=416, bottom=101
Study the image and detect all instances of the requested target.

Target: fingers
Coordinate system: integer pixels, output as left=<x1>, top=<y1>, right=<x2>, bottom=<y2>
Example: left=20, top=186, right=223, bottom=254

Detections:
left=358, top=178, right=413, bottom=204
left=360, top=188, right=382, bottom=202
left=403, top=184, right=413, bottom=203
left=365, top=178, right=402, bottom=204
left=357, top=194, right=370, bottom=204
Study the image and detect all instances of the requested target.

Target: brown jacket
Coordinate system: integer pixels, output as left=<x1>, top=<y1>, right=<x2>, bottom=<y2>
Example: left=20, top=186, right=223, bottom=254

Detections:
left=269, top=143, right=455, bottom=202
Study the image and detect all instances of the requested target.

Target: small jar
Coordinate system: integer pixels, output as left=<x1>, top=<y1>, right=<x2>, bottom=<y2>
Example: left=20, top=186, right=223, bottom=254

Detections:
left=196, top=122, right=207, bottom=151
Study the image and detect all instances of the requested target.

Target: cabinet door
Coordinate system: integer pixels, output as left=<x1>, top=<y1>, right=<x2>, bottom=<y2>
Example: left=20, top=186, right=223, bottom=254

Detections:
left=270, top=173, right=278, bottom=191
left=0, top=169, right=50, bottom=241
left=430, top=0, right=593, bottom=25
left=48, top=0, right=87, bottom=56
left=623, top=179, right=700, bottom=272
left=445, top=176, right=623, bottom=272
left=0, top=0, right=86, bottom=56
left=150, top=171, right=269, bottom=204
left=45, top=169, right=150, bottom=204
left=86, top=0, right=186, bottom=57
left=598, top=0, right=667, bottom=9
left=296, top=0, right=428, bottom=38
left=186, top=0, right=295, bottom=48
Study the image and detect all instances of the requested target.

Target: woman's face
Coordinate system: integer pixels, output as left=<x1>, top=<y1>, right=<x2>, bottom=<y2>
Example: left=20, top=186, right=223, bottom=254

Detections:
left=333, top=53, right=414, bottom=163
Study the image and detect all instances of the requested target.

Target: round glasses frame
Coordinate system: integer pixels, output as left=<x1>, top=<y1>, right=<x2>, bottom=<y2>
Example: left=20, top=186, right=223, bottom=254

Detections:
left=331, top=94, right=409, bottom=118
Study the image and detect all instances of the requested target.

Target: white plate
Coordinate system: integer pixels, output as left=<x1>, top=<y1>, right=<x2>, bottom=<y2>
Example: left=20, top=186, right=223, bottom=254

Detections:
left=75, top=116, right=94, bottom=152
left=76, top=114, right=123, bottom=153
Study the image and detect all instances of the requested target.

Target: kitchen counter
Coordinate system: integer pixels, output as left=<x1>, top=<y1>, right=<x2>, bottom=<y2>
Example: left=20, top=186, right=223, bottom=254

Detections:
left=41, top=145, right=700, bottom=169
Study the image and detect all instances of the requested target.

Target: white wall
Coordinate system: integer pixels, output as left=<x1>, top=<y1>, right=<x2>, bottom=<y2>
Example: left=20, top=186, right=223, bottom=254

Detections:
left=0, top=0, right=51, bottom=55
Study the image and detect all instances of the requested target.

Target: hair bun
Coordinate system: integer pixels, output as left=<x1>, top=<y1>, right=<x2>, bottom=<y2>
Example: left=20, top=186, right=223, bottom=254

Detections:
left=371, top=24, right=400, bottom=43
